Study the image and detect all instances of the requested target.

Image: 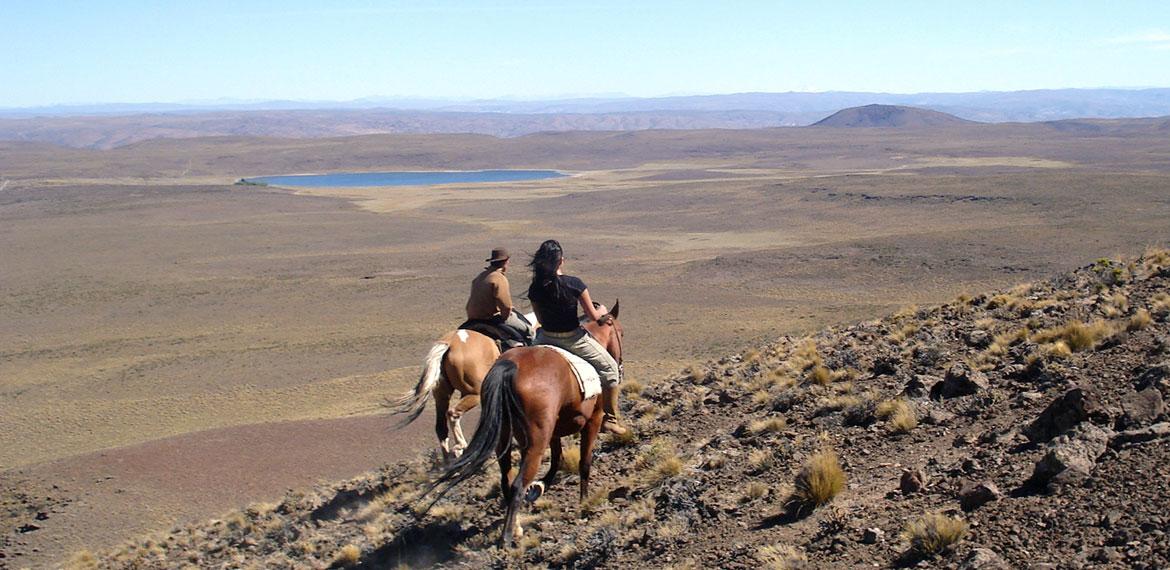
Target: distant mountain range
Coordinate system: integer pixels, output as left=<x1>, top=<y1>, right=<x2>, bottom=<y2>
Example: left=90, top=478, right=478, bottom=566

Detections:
left=1, top=88, right=1168, bottom=149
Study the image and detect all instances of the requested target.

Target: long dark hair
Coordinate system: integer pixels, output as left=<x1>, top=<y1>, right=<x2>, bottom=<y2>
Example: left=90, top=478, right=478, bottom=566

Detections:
left=528, top=239, right=569, bottom=304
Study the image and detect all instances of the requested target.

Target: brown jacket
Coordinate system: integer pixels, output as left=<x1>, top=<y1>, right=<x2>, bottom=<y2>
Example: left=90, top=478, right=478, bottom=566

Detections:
left=466, top=266, right=513, bottom=320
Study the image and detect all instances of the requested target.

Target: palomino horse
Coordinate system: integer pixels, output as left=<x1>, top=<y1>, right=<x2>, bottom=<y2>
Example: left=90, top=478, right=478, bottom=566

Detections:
left=392, top=329, right=499, bottom=462
left=428, top=301, right=622, bottom=547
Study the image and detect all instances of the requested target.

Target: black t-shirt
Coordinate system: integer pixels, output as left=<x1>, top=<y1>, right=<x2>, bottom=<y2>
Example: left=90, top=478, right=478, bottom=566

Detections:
left=531, top=275, right=586, bottom=333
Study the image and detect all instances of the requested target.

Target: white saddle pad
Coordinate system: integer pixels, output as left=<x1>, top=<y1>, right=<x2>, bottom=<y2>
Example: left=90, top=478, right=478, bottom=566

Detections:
left=540, top=345, right=602, bottom=400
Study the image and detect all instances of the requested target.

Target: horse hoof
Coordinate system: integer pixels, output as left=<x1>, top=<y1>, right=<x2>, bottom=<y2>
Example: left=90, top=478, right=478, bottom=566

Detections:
left=525, top=481, right=545, bottom=502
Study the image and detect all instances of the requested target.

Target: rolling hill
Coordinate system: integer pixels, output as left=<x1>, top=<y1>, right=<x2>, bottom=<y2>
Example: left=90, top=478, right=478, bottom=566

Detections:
left=812, top=104, right=978, bottom=128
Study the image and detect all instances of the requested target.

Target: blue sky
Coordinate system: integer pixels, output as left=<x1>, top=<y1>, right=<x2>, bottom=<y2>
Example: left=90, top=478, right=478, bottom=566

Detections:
left=2, top=0, right=1169, bottom=107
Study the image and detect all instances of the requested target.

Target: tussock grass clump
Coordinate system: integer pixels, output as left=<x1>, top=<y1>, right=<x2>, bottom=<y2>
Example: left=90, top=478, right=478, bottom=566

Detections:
left=332, top=543, right=362, bottom=567
left=901, top=513, right=968, bottom=558
left=1128, top=308, right=1152, bottom=331
left=66, top=550, right=99, bottom=570
left=887, top=323, right=919, bottom=344
left=1032, top=319, right=1113, bottom=351
left=623, top=377, right=645, bottom=396
left=743, top=347, right=762, bottom=364
left=635, top=437, right=685, bottom=484
left=749, top=416, right=788, bottom=435
left=743, top=481, right=769, bottom=501
left=748, top=448, right=778, bottom=473
left=876, top=398, right=917, bottom=433
left=808, top=364, right=832, bottom=386
left=1101, top=292, right=1129, bottom=318
left=560, top=446, right=581, bottom=474
left=756, top=544, right=808, bottom=570
left=786, top=339, right=822, bottom=373
left=792, top=445, right=845, bottom=508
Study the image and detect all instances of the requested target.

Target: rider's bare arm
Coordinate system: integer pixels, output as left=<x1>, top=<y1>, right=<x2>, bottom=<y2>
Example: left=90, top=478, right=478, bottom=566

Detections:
left=577, top=288, right=605, bottom=322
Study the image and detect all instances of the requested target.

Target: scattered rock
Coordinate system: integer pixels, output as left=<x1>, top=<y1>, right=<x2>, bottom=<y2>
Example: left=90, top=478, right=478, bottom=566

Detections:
left=1109, top=422, right=1170, bottom=448
left=861, top=527, right=884, bottom=544
left=1118, top=387, right=1165, bottom=429
left=932, top=363, right=989, bottom=399
left=1024, top=386, right=1102, bottom=443
left=872, top=355, right=900, bottom=376
left=966, top=329, right=991, bottom=348
left=959, top=481, right=1002, bottom=511
left=900, top=468, right=928, bottom=495
left=959, top=547, right=1008, bottom=569
left=903, top=374, right=939, bottom=398
left=1135, top=360, right=1170, bottom=397
left=1031, top=423, right=1113, bottom=486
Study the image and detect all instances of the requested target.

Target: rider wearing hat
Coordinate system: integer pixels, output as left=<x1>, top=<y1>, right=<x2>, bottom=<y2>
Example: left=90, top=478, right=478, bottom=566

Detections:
left=465, top=247, right=533, bottom=348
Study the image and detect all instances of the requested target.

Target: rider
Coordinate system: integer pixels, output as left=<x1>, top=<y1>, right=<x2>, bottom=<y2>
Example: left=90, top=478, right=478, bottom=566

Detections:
left=526, top=239, right=627, bottom=435
left=465, top=247, right=533, bottom=348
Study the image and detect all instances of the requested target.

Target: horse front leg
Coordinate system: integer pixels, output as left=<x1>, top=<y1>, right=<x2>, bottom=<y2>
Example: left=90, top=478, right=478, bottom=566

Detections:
left=578, top=405, right=604, bottom=503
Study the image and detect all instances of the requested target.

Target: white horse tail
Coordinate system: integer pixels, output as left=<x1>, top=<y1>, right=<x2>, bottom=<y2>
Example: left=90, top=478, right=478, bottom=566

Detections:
left=392, top=340, right=450, bottom=427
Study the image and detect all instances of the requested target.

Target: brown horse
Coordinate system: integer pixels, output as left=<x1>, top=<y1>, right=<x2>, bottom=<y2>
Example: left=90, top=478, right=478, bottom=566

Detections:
left=428, top=301, right=623, bottom=547
left=392, top=328, right=500, bottom=462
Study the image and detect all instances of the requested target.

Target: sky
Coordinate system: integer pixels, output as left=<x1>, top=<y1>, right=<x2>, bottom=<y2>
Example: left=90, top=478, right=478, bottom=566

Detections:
left=2, top=0, right=1169, bottom=107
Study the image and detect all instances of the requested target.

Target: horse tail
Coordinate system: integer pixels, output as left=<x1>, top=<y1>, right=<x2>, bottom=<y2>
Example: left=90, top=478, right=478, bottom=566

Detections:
left=390, top=340, right=450, bottom=427
left=424, top=358, right=527, bottom=509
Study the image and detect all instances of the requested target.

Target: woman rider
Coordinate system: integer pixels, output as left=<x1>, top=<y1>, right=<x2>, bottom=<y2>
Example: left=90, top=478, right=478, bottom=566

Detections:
left=527, top=239, right=627, bottom=435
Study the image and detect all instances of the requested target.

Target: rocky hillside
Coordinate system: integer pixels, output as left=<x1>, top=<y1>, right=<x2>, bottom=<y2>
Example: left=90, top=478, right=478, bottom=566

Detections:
left=61, top=251, right=1170, bottom=569
left=812, top=104, right=977, bottom=127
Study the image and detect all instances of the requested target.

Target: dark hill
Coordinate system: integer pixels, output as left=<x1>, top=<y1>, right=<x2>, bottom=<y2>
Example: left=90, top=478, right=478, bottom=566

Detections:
left=813, top=104, right=978, bottom=127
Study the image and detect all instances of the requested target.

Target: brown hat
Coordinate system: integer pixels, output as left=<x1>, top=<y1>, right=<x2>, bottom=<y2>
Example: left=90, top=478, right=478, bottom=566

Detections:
left=486, top=247, right=509, bottom=263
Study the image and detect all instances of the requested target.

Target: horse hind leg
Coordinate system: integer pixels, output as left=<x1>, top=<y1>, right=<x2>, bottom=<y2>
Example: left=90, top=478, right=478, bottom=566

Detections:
left=503, top=428, right=553, bottom=547
left=527, top=437, right=562, bottom=502
left=447, top=393, right=480, bottom=458
left=432, top=382, right=456, bottom=465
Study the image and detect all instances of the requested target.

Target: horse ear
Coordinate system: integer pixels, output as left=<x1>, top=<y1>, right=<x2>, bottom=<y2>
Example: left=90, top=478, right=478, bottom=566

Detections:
left=610, top=300, right=619, bottom=319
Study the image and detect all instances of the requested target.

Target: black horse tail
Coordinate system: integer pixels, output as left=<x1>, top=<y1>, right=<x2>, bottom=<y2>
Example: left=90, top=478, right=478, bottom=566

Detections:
left=423, top=358, right=527, bottom=510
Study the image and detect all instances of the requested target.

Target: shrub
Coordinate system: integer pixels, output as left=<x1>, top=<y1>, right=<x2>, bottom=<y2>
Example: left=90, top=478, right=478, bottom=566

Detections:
left=792, top=446, right=845, bottom=508
left=901, top=513, right=967, bottom=558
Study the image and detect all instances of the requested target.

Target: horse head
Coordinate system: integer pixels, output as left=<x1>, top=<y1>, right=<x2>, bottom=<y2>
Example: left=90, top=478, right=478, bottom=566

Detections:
left=592, top=299, right=622, bottom=370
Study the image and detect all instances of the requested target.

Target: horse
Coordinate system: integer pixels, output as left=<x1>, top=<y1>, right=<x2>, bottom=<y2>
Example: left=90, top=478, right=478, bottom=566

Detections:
left=427, top=301, right=623, bottom=547
left=392, top=328, right=500, bottom=463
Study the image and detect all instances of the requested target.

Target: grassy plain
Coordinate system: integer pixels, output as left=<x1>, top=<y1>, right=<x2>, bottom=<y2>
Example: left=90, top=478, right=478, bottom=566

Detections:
left=2, top=121, right=1170, bottom=562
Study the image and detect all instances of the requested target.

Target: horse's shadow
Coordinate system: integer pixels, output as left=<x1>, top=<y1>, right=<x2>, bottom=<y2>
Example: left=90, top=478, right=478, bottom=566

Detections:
left=349, top=520, right=484, bottom=569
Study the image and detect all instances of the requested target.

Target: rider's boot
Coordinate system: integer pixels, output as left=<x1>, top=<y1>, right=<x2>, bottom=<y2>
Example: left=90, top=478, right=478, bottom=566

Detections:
left=600, top=385, right=628, bottom=436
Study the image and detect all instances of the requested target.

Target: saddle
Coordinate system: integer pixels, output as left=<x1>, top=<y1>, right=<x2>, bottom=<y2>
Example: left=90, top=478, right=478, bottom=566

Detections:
left=539, top=345, right=602, bottom=400
left=457, top=318, right=530, bottom=352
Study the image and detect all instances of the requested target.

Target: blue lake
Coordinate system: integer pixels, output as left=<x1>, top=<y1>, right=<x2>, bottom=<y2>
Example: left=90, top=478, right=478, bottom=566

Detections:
left=247, top=169, right=569, bottom=187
